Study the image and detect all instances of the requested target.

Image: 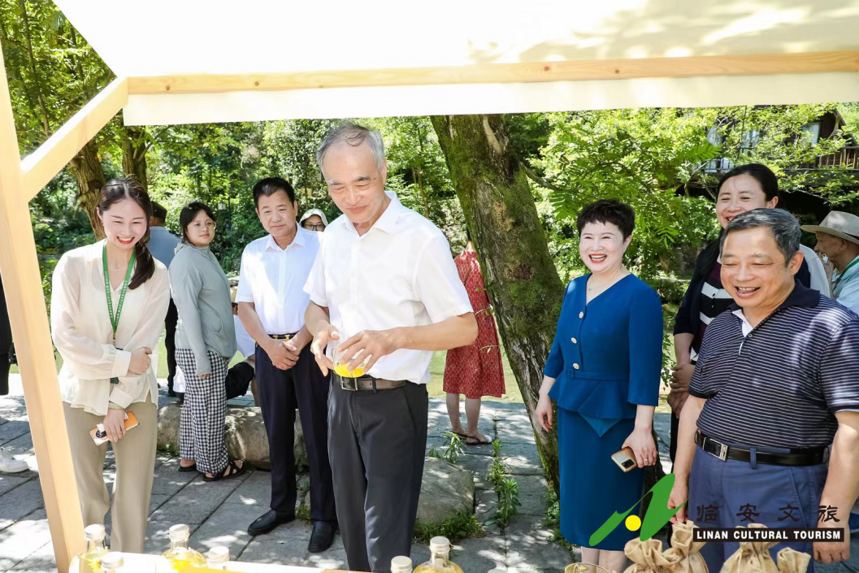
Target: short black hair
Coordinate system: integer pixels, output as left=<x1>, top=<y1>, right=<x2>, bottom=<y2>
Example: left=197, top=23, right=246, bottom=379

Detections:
left=179, top=201, right=216, bottom=243
left=252, top=177, right=295, bottom=207
left=576, top=199, right=635, bottom=239
left=151, top=202, right=167, bottom=222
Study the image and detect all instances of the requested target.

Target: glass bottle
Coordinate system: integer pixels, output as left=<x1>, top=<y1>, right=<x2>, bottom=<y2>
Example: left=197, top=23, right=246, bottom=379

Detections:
left=391, top=555, right=413, bottom=573
left=76, top=524, right=110, bottom=573
left=161, top=524, right=208, bottom=571
left=100, top=552, right=124, bottom=573
left=206, top=546, right=230, bottom=570
left=413, top=537, right=463, bottom=573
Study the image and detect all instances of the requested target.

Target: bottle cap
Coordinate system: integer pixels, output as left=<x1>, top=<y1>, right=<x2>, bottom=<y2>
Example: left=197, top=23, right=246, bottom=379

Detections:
left=168, top=524, right=191, bottom=541
left=101, top=552, right=123, bottom=570
left=84, top=524, right=106, bottom=541
left=429, top=536, right=451, bottom=552
left=207, top=546, right=230, bottom=563
left=391, top=556, right=413, bottom=571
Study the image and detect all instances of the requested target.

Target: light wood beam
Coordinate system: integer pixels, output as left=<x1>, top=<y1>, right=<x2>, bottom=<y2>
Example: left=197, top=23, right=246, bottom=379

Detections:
left=21, top=77, right=128, bottom=200
left=127, top=50, right=859, bottom=95
left=0, top=40, right=84, bottom=573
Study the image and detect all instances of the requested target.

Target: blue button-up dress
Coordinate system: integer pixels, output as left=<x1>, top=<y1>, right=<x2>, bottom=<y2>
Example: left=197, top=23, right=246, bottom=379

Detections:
left=544, top=273, right=663, bottom=551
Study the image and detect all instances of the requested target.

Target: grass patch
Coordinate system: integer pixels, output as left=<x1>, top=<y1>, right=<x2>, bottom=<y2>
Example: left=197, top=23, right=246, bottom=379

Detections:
left=428, top=432, right=465, bottom=465
left=414, top=511, right=483, bottom=544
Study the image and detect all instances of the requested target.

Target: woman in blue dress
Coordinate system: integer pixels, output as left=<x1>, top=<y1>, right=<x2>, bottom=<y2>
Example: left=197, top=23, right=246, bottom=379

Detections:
left=536, top=199, right=663, bottom=572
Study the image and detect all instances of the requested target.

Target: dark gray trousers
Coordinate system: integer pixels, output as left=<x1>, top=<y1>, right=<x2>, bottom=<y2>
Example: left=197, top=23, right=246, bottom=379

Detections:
left=328, top=379, right=428, bottom=573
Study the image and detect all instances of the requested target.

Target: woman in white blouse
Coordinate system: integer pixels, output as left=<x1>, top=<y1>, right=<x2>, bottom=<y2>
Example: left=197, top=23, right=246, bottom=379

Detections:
left=51, top=178, right=169, bottom=552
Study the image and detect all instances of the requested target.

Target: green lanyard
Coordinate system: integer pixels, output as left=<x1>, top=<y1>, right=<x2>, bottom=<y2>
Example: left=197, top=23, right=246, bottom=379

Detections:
left=103, top=243, right=136, bottom=345
left=834, top=257, right=859, bottom=291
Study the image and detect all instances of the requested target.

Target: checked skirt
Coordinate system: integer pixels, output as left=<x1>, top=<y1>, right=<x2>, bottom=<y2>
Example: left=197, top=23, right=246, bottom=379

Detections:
left=176, top=349, right=230, bottom=475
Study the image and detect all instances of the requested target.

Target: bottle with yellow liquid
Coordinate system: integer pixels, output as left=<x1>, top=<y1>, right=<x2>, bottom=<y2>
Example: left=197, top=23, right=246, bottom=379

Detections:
left=100, top=552, right=124, bottom=573
left=413, top=537, right=463, bottom=573
left=161, top=524, right=207, bottom=571
left=391, top=556, right=413, bottom=573
left=75, top=524, right=110, bottom=573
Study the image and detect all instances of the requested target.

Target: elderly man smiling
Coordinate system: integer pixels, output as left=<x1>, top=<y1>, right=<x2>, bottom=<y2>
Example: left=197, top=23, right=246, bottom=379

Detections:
left=668, top=209, right=859, bottom=572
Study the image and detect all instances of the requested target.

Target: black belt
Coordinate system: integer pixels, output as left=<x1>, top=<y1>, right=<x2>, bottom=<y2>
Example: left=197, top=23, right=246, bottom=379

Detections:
left=335, top=374, right=405, bottom=392
left=696, top=431, right=827, bottom=467
left=255, top=333, right=298, bottom=347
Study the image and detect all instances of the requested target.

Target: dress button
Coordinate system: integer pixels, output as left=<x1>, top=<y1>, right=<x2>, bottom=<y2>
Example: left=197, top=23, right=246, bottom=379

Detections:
left=578, top=311, right=584, bottom=318
left=573, top=363, right=580, bottom=370
left=571, top=337, right=577, bottom=344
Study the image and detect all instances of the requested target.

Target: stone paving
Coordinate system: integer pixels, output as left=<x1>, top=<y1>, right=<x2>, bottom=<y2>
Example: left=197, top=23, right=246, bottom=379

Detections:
left=0, top=374, right=857, bottom=572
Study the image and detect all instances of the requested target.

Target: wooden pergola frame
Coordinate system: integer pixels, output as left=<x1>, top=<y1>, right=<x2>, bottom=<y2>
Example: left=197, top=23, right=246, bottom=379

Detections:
left=0, top=39, right=858, bottom=571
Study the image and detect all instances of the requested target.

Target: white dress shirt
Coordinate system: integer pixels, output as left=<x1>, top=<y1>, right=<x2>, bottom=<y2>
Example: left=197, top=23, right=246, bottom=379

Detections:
left=234, top=315, right=256, bottom=358
left=236, top=226, right=320, bottom=335
left=304, top=192, right=473, bottom=384
left=51, top=240, right=170, bottom=416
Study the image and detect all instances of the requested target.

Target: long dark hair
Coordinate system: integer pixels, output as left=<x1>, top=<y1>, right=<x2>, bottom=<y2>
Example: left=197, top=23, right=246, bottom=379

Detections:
left=97, top=178, right=155, bottom=290
left=693, top=164, right=780, bottom=281
left=179, top=201, right=217, bottom=244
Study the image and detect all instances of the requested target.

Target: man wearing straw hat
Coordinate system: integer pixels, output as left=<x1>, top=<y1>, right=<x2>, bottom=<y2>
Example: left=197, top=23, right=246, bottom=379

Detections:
left=803, top=211, right=859, bottom=315
left=803, top=210, right=859, bottom=535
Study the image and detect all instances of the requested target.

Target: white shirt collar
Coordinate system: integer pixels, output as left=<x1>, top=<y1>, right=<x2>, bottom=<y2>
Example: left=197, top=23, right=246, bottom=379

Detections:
left=732, top=309, right=754, bottom=337
left=344, top=191, right=404, bottom=235
left=265, top=225, right=307, bottom=252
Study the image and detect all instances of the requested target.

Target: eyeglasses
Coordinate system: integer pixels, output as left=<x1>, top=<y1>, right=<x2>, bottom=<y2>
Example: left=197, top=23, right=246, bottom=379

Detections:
left=305, top=223, right=325, bottom=231
left=190, top=221, right=216, bottom=231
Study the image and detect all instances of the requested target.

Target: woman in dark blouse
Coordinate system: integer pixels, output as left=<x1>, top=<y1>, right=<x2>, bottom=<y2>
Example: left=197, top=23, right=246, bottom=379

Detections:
left=536, top=200, right=663, bottom=572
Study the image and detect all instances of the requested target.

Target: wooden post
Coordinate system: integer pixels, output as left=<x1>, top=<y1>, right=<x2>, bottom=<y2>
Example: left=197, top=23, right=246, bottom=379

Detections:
left=0, top=39, right=84, bottom=573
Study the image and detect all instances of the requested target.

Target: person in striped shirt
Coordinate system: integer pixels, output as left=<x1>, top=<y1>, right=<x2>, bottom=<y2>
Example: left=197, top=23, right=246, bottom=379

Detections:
left=667, top=209, right=859, bottom=572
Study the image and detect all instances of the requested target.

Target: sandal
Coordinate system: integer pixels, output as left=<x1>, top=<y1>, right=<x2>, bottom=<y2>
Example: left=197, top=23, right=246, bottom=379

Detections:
left=203, top=460, right=247, bottom=482
left=178, top=462, right=197, bottom=473
left=450, top=428, right=469, bottom=440
left=466, top=433, right=492, bottom=446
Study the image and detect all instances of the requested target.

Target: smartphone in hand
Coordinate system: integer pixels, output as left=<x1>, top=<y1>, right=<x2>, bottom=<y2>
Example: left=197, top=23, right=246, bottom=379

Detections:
left=90, top=411, right=139, bottom=445
left=611, top=447, right=638, bottom=472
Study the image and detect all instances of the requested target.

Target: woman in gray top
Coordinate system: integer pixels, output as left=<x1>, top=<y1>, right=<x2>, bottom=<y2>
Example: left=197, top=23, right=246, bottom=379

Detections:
left=170, top=202, right=245, bottom=481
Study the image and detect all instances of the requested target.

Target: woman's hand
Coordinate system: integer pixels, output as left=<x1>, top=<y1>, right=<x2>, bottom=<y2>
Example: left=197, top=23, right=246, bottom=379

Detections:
left=103, top=409, right=127, bottom=443
left=622, top=427, right=657, bottom=468
left=536, top=393, right=553, bottom=432
left=127, top=348, right=153, bottom=376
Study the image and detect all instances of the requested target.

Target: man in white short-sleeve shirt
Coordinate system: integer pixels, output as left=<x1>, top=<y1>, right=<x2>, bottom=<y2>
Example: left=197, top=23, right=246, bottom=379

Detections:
left=305, top=124, right=477, bottom=573
left=236, top=178, right=336, bottom=552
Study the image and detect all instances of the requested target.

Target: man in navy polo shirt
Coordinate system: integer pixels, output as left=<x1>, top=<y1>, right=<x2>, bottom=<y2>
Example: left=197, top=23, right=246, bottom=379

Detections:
left=668, top=209, right=859, bottom=572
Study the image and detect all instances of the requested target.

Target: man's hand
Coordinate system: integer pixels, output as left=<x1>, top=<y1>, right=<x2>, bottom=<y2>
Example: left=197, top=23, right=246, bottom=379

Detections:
left=338, top=330, right=399, bottom=373
left=127, top=348, right=152, bottom=376
left=668, top=477, right=689, bottom=524
left=103, top=409, right=127, bottom=443
left=536, top=393, right=553, bottom=432
left=814, top=521, right=850, bottom=564
left=264, top=338, right=300, bottom=371
left=309, top=323, right=339, bottom=376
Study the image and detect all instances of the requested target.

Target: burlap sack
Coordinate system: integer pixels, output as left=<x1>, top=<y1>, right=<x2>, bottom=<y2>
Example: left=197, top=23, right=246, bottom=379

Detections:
left=662, top=521, right=709, bottom=573
left=775, top=547, right=811, bottom=573
left=719, top=525, right=779, bottom=573
left=623, top=538, right=678, bottom=573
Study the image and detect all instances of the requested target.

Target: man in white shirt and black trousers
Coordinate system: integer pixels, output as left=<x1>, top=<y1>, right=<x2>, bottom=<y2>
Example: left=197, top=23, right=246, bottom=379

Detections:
left=237, top=178, right=337, bottom=552
left=305, top=124, right=478, bottom=573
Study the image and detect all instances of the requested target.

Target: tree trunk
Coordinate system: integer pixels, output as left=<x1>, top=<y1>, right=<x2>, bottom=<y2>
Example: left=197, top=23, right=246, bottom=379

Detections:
left=120, top=126, right=148, bottom=189
left=431, top=114, right=564, bottom=493
left=69, top=141, right=106, bottom=238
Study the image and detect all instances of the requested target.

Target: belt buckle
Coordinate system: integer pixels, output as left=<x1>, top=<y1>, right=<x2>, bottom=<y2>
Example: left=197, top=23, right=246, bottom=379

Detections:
left=706, top=438, right=728, bottom=461
left=339, top=375, right=358, bottom=391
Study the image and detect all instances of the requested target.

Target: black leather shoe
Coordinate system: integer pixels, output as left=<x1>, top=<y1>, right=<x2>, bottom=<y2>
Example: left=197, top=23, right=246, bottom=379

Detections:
left=308, top=521, right=336, bottom=553
left=247, top=510, right=295, bottom=536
